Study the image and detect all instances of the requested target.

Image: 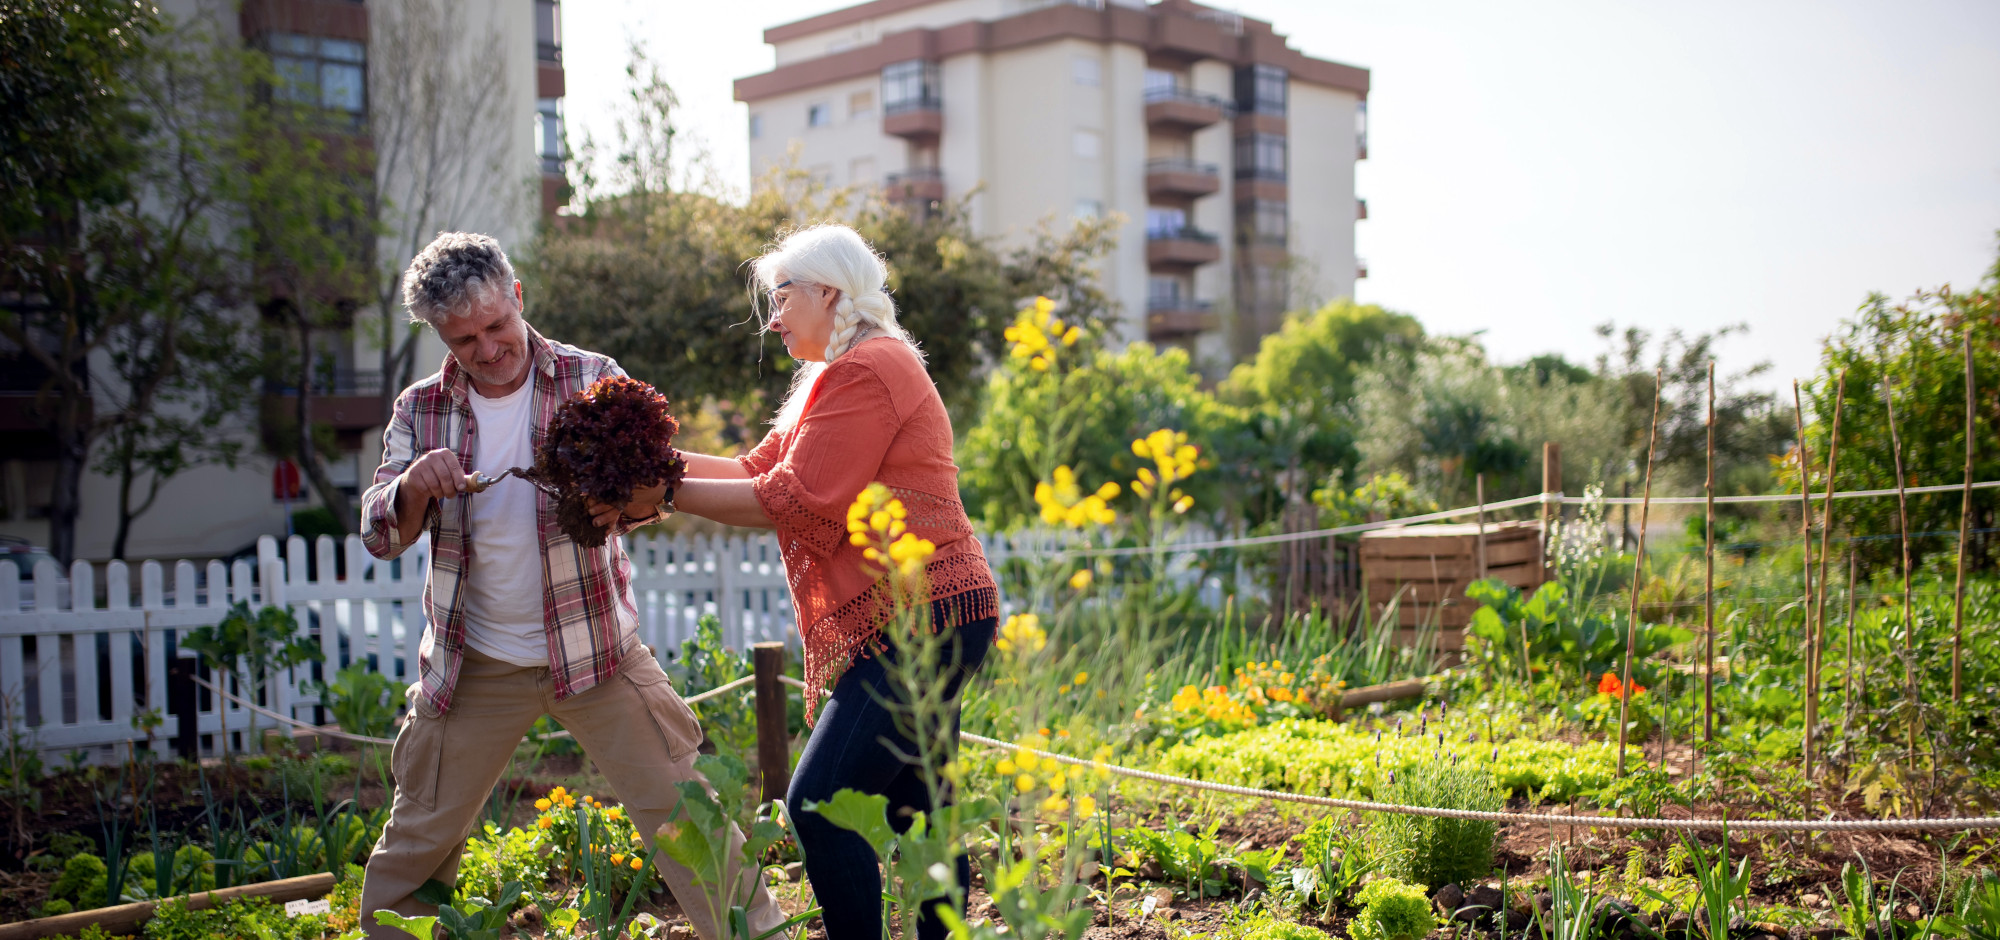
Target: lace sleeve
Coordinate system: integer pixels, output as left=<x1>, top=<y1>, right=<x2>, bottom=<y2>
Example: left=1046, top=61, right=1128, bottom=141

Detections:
left=738, top=427, right=785, bottom=477
left=749, top=363, right=899, bottom=558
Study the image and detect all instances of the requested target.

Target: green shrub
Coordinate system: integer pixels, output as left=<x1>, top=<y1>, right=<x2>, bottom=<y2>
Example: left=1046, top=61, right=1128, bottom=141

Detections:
left=50, top=852, right=108, bottom=908
left=143, top=896, right=327, bottom=940
left=1370, top=757, right=1500, bottom=890
left=457, top=821, right=550, bottom=904
left=123, top=845, right=215, bottom=898
left=34, top=897, right=75, bottom=917
left=1156, top=716, right=1631, bottom=803
left=1242, top=913, right=1332, bottom=940
left=1349, top=878, right=1435, bottom=940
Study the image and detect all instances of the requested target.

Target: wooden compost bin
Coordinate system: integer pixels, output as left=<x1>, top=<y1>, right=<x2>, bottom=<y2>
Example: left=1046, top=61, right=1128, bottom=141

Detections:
left=1359, top=520, right=1546, bottom=652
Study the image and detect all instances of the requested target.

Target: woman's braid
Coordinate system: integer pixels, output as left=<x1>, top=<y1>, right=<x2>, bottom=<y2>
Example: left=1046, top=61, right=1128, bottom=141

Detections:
left=824, top=291, right=865, bottom=362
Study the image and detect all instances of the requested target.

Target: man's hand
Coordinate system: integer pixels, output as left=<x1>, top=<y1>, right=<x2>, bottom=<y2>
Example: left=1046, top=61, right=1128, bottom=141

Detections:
left=587, top=480, right=669, bottom=530
left=394, top=449, right=466, bottom=541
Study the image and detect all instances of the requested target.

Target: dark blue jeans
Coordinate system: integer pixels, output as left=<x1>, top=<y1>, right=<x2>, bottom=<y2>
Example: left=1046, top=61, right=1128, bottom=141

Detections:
left=787, top=612, right=996, bottom=940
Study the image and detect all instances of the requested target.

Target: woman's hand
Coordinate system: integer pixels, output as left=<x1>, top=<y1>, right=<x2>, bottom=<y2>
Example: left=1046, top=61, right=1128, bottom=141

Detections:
left=587, top=480, right=669, bottom=530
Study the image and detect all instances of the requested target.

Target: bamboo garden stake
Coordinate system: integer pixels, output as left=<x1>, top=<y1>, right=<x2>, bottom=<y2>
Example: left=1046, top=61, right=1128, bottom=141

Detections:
left=1703, top=363, right=1717, bottom=753
left=1618, top=368, right=1663, bottom=778
left=1792, top=380, right=1819, bottom=778
left=1881, top=373, right=1918, bottom=758
left=1812, top=371, right=1846, bottom=746
left=1952, top=333, right=1974, bottom=703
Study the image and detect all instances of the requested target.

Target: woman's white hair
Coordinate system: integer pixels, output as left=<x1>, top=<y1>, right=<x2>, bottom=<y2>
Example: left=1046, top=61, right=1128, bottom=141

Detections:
left=750, top=223, right=920, bottom=430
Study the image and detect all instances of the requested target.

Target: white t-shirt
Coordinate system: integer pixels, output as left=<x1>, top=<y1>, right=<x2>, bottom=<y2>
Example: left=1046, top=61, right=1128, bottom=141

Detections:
left=461, top=380, right=549, bottom=667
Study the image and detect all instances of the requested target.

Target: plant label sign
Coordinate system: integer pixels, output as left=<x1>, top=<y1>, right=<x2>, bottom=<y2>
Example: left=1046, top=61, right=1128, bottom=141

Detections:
left=285, top=898, right=332, bottom=917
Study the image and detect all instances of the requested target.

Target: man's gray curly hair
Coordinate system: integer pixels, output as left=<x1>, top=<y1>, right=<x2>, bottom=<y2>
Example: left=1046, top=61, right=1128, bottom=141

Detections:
left=402, top=232, right=518, bottom=326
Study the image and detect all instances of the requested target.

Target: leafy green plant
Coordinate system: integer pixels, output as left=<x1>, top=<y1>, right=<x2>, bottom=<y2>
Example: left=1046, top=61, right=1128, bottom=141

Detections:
left=1240, top=912, right=1338, bottom=940
left=659, top=753, right=821, bottom=940
left=1119, top=818, right=1234, bottom=898
left=302, top=662, right=397, bottom=739
left=1466, top=578, right=1690, bottom=688
left=1537, top=845, right=1606, bottom=940
left=1369, top=755, right=1501, bottom=889
left=373, top=878, right=524, bottom=940
left=1288, top=815, right=1379, bottom=913
left=1349, top=877, right=1436, bottom=940
left=1642, top=832, right=1750, bottom=940
left=456, top=820, right=549, bottom=906
left=1944, top=870, right=2000, bottom=940
left=180, top=600, right=322, bottom=758
left=145, top=895, right=328, bottom=940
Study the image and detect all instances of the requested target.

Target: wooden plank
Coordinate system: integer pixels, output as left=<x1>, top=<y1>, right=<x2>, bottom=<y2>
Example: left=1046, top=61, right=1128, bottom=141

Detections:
left=1366, top=581, right=1472, bottom=604
left=1391, top=628, right=1467, bottom=651
left=0, top=872, right=335, bottom=940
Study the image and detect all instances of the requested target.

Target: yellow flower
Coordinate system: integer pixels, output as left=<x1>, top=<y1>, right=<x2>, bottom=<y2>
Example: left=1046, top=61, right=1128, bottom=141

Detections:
left=538, top=818, right=553, bottom=830
left=535, top=798, right=552, bottom=811
left=631, top=831, right=643, bottom=843
left=996, top=759, right=1017, bottom=776
left=996, top=613, right=1047, bottom=655
left=607, top=807, right=623, bottom=820
left=1016, top=774, right=1037, bottom=793
left=1069, top=568, right=1093, bottom=590
left=1076, top=795, right=1098, bottom=818
left=1039, top=795, right=1069, bottom=815
left=631, top=857, right=644, bottom=870
left=1073, top=671, right=1089, bottom=686
left=612, top=853, right=626, bottom=866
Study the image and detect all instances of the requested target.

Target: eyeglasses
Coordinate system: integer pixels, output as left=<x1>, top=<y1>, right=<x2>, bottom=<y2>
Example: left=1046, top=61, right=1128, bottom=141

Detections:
left=766, top=279, right=796, bottom=310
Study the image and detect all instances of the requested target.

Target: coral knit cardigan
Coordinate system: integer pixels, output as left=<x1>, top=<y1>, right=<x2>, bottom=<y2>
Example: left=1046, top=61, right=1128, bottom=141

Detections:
left=739, top=336, right=998, bottom=720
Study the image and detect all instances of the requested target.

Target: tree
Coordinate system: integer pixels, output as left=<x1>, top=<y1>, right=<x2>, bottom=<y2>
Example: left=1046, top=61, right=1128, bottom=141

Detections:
left=242, top=77, right=374, bottom=533
left=1216, top=299, right=1424, bottom=527
left=1593, top=323, right=1787, bottom=497
left=1806, top=243, right=2000, bottom=568
left=89, top=14, right=266, bottom=558
left=366, top=0, right=519, bottom=405
left=0, top=0, right=160, bottom=563
left=525, top=50, right=1101, bottom=423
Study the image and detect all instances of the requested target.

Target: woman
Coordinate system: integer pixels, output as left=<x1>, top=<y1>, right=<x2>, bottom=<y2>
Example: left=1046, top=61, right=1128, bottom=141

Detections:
left=613, top=224, right=997, bottom=940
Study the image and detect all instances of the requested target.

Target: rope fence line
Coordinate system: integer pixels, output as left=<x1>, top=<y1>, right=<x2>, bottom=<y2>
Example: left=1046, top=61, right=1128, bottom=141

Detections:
left=188, top=670, right=2000, bottom=834
left=1045, top=480, right=2000, bottom=557
left=187, top=671, right=760, bottom=750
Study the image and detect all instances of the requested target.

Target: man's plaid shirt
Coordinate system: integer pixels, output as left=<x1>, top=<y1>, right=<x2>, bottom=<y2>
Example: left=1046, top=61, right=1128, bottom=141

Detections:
left=360, top=328, right=664, bottom=716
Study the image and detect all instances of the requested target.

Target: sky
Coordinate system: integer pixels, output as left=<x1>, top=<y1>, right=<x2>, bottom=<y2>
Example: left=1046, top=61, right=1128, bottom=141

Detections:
left=563, top=0, right=2000, bottom=390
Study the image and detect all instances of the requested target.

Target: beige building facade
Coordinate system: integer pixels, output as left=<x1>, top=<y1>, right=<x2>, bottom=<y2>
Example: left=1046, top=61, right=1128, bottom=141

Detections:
left=736, top=0, right=1369, bottom=366
left=1, top=0, right=565, bottom=561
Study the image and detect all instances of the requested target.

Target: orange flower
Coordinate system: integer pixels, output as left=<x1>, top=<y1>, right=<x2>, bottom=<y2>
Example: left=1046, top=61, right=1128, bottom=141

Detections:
left=1597, top=672, right=1647, bottom=699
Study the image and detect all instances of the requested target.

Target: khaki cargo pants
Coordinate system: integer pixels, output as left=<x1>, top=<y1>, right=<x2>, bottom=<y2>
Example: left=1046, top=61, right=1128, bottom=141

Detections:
left=359, top=645, right=783, bottom=939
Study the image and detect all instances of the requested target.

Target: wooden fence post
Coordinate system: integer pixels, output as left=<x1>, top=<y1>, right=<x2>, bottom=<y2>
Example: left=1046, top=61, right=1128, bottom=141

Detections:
left=753, top=642, right=791, bottom=804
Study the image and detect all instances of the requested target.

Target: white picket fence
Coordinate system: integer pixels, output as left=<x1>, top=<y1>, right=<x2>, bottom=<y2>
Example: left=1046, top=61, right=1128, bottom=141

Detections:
left=0, top=529, right=1239, bottom=764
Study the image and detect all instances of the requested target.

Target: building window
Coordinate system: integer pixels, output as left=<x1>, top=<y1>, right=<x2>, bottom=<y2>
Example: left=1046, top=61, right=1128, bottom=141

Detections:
left=1072, top=129, right=1100, bottom=159
left=848, top=89, right=874, bottom=119
left=1243, top=199, right=1286, bottom=243
left=1073, top=55, right=1101, bottom=87
left=269, top=33, right=366, bottom=115
left=1073, top=199, right=1102, bottom=218
left=807, top=102, right=832, bottom=127
left=1245, top=265, right=1287, bottom=309
left=1234, top=133, right=1285, bottom=180
left=882, top=60, right=941, bottom=113
left=1148, top=276, right=1187, bottom=308
left=537, top=98, right=564, bottom=174
left=1357, top=99, right=1369, bottom=156
left=1146, top=207, right=1187, bottom=238
left=535, top=0, right=561, bottom=63
left=748, top=113, right=763, bottom=139
left=1233, top=63, right=1286, bottom=116
left=1144, top=68, right=1177, bottom=95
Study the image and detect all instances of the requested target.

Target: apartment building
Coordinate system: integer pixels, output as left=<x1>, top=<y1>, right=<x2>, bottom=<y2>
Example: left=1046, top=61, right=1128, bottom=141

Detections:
left=0, top=0, right=566, bottom=561
left=735, top=0, right=1369, bottom=365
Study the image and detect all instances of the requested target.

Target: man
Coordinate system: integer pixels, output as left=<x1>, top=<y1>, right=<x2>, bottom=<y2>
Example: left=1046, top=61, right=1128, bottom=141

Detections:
left=357, top=232, right=781, bottom=938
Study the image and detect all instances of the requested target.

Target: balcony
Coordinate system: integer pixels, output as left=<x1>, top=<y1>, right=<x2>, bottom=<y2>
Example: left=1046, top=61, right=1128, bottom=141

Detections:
left=1145, top=225, right=1221, bottom=268
left=883, top=98, right=942, bottom=141
left=262, top=369, right=387, bottom=434
left=885, top=167, right=944, bottom=203
left=1146, top=298, right=1218, bottom=340
left=1144, top=158, right=1220, bottom=199
left=1144, top=87, right=1227, bottom=132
